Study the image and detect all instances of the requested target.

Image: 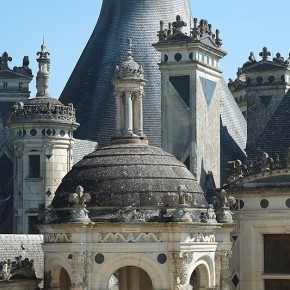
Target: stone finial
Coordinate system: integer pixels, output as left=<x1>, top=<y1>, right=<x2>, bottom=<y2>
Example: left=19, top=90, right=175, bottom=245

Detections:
left=259, top=152, right=273, bottom=171
left=226, top=159, right=244, bottom=182
left=273, top=52, right=285, bottom=63
left=214, top=190, right=236, bottom=223
left=36, top=42, right=51, bottom=97
left=248, top=51, right=256, bottom=62
left=172, top=15, right=187, bottom=33
left=0, top=52, right=12, bottom=70
left=157, top=20, right=167, bottom=41
left=68, top=186, right=91, bottom=222
left=215, top=29, right=222, bottom=47
left=175, top=185, right=192, bottom=207
left=259, top=47, right=271, bottom=61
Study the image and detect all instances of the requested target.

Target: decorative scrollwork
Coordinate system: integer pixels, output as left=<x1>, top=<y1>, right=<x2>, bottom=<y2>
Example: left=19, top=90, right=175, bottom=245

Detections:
left=44, top=233, right=72, bottom=243
left=98, top=232, right=163, bottom=243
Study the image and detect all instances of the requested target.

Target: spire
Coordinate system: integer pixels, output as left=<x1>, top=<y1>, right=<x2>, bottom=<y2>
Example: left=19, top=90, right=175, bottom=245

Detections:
left=127, top=38, right=133, bottom=60
left=36, top=42, right=50, bottom=97
left=112, top=39, right=147, bottom=145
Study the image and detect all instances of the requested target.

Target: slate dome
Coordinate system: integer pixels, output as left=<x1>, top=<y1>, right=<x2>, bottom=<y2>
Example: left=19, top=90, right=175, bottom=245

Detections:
left=52, top=143, right=208, bottom=222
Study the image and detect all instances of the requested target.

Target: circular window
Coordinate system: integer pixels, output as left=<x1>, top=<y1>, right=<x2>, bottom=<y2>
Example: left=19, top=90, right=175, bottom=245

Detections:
left=260, top=199, right=269, bottom=209
left=60, top=130, right=66, bottom=137
left=285, top=199, right=290, bottom=208
left=256, top=76, right=263, bottom=84
left=30, top=129, right=37, bottom=136
left=164, top=54, right=168, bottom=62
left=189, top=52, right=193, bottom=60
left=239, top=199, right=245, bottom=209
left=95, top=253, right=104, bottom=264
left=174, top=53, right=182, bottom=62
left=268, top=75, right=275, bottom=83
left=157, top=253, right=167, bottom=264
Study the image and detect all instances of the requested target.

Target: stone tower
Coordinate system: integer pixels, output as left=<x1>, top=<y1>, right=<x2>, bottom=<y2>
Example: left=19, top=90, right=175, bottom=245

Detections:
left=0, top=51, right=33, bottom=233
left=7, top=44, right=79, bottom=234
left=153, top=16, right=227, bottom=188
left=59, top=0, right=192, bottom=147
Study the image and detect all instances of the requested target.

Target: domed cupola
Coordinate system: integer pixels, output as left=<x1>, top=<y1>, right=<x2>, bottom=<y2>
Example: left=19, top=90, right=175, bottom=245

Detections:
left=49, top=40, right=208, bottom=224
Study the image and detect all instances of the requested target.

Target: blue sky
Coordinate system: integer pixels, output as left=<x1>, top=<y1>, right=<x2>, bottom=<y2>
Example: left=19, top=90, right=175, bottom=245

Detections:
left=2, top=1, right=289, bottom=98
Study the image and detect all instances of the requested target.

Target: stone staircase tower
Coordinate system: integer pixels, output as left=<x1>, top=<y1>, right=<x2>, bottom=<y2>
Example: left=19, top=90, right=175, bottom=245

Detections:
left=59, top=0, right=192, bottom=147
left=7, top=44, right=79, bottom=234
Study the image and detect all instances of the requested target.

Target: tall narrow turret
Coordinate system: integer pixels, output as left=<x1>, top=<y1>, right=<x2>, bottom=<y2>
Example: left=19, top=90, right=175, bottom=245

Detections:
left=7, top=44, right=79, bottom=234
left=59, top=0, right=192, bottom=147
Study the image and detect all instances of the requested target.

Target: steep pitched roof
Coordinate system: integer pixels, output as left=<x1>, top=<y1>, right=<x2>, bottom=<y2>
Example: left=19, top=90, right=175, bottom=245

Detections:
left=220, top=78, right=247, bottom=184
left=247, top=91, right=290, bottom=161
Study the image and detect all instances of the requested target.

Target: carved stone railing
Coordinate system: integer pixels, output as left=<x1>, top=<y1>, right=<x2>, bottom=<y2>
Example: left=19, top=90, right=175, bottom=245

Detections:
left=7, top=102, right=77, bottom=124
left=227, top=151, right=288, bottom=183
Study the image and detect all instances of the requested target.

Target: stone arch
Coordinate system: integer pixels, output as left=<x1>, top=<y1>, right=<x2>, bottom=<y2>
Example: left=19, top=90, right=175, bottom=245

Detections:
left=45, top=255, right=73, bottom=288
left=188, top=254, right=214, bottom=288
left=94, top=254, right=169, bottom=290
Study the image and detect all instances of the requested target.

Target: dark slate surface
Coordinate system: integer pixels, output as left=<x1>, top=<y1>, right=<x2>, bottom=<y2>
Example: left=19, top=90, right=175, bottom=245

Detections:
left=59, top=0, right=192, bottom=147
left=247, top=92, right=290, bottom=161
left=73, top=138, right=98, bottom=165
left=220, top=78, right=247, bottom=184
left=53, top=143, right=207, bottom=211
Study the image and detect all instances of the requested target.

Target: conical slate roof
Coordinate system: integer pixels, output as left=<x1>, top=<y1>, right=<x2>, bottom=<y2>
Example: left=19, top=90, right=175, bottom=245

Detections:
left=59, top=0, right=192, bottom=147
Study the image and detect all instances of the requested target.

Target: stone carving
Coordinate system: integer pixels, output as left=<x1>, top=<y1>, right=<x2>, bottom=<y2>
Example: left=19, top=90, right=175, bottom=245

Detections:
left=200, top=204, right=217, bottom=224
left=226, top=151, right=288, bottom=182
left=157, top=15, right=222, bottom=49
left=172, top=15, right=187, bottom=33
left=13, top=56, right=32, bottom=75
left=71, top=253, right=86, bottom=288
left=214, top=190, right=236, bottom=223
left=226, top=159, right=244, bottom=183
left=259, top=46, right=271, bottom=61
left=188, top=232, right=215, bottom=242
left=273, top=52, right=285, bottom=63
left=0, top=256, right=37, bottom=280
left=9, top=100, right=76, bottom=123
left=98, top=232, right=163, bottom=243
left=0, top=52, right=12, bottom=70
left=68, top=186, right=91, bottom=223
left=115, top=39, right=144, bottom=80
left=259, top=152, right=272, bottom=171
left=220, top=251, right=232, bottom=290
left=44, top=233, right=72, bottom=243
left=170, top=252, right=193, bottom=289
left=36, top=43, right=50, bottom=96
left=173, top=185, right=192, bottom=206
left=116, top=206, right=145, bottom=222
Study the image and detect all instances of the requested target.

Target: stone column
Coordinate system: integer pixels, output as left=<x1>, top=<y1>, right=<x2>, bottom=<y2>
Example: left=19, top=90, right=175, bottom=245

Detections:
left=71, top=253, right=86, bottom=290
left=119, top=267, right=128, bottom=290
left=133, top=92, right=144, bottom=136
left=115, top=91, right=124, bottom=135
left=129, top=266, right=140, bottom=290
left=125, top=90, right=133, bottom=136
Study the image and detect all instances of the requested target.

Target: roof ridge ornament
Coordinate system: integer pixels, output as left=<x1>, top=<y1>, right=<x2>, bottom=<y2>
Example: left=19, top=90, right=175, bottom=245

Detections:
left=0, top=52, right=12, bottom=70
left=36, top=42, right=51, bottom=97
left=259, top=47, right=271, bottom=61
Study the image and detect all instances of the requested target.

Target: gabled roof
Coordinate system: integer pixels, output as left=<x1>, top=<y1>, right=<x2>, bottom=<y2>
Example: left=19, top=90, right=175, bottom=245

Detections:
left=242, top=60, right=288, bottom=73
left=0, top=69, right=32, bottom=80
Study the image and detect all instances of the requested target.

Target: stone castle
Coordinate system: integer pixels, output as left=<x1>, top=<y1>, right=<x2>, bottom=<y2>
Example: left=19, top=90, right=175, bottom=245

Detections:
left=0, top=1, right=290, bottom=290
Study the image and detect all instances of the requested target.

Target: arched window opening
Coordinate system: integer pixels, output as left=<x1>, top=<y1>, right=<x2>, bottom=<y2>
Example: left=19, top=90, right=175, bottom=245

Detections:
left=108, top=266, right=153, bottom=290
